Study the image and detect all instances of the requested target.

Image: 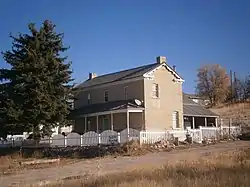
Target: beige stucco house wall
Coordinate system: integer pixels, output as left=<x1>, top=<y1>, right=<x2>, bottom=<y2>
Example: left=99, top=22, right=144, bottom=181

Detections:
left=75, top=79, right=144, bottom=109
left=144, top=66, right=183, bottom=131
left=74, top=79, right=145, bottom=133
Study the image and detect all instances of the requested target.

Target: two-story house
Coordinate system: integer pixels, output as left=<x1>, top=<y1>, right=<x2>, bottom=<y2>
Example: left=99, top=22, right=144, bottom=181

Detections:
left=72, top=56, right=184, bottom=133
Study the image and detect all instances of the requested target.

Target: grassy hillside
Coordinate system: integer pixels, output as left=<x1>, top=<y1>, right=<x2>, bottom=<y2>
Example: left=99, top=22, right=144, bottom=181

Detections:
left=210, top=102, right=250, bottom=120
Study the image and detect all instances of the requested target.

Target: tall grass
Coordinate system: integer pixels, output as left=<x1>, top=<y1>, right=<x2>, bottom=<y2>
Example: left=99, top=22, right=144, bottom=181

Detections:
left=45, top=148, right=250, bottom=187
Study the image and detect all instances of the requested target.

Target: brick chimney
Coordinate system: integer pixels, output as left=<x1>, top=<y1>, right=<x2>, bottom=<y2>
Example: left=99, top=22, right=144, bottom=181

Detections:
left=156, top=56, right=167, bottom=64
left=89, top=72, right=97, bottom=80
left=173, top=65, right=176, bottom=71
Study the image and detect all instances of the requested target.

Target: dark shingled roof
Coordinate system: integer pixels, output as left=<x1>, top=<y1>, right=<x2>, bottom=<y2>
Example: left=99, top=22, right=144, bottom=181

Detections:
left=183, top=94, right=219, bottom=117
left=77, top=62, right=183, bottom=89
left=71, top=100, right=144, bottom=118
left=184, top=93, right=207, bottom=100
left=78, top=63, right=159, bottom=88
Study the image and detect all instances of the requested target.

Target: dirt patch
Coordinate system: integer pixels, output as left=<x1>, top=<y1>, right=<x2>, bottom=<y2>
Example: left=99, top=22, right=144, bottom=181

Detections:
left=47, top=148, right=250, bottom=187
left=0, top=154, right=77, bottom=176
left=1, top=141, right=249, bottom=187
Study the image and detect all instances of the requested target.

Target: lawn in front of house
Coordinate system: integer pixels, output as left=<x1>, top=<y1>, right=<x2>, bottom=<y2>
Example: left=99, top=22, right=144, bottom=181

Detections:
left=44, top=148, right=250, bottom=187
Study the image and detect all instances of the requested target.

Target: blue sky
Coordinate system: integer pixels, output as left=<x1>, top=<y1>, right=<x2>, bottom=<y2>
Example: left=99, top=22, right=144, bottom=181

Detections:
left=1, top=0, right=250, bottom=93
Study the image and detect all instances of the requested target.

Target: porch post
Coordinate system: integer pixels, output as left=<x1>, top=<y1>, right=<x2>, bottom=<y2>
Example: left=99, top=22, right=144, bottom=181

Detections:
left=127, top=111, right=130, bottom=138
left=192, top=116, right=195, bottom=129
left=205, top=117, right=207, bottom=127
left=215, top=118, right=218, bottom=127
left=84, top=117, right=87, bottom=132
left=111, top=113, right=114, bottom=130
left=220, top=118, right=224, bottom=127
left=96, top=116, right=99, bottom=133
left=141, top=112, right=144, bottom=130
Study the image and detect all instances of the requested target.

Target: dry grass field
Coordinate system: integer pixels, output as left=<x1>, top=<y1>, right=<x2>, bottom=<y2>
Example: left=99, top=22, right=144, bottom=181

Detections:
left=211, top=101, right=250, bottom=120
left=42, top=147, right=250, bottom=187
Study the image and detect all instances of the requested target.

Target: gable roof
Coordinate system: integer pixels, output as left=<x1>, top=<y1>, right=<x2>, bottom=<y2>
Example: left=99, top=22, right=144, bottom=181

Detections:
left=183, top=94, right=219, bottom=117
left=184, top=93, right=208, bottom=100
left=78, top=62, right=183, bottom=89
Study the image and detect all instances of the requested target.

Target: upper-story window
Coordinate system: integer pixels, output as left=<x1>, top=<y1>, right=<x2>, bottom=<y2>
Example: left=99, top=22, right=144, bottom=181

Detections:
left=87, top=93, right=91, bottom=104
left=152, top=83, right=159, bottom=98
left=104, top=91, right=109, bottom=102
left=124, top=86, right=128, bottom=100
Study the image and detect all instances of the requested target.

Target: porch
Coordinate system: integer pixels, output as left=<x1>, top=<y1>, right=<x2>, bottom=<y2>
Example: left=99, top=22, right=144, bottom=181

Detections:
left=72, top=100, right=145, bottom=133
left=184, top=115, right=218, bottom=129
left=183, top=94, right=219, bottom=129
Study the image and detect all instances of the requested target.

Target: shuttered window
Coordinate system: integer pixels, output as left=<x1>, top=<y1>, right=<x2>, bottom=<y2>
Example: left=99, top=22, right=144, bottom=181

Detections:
left=104, top=91, right=109, bottom=102
left=152, top=83, right=159, bottom=98
left=172, top=111, right=180, bottom=128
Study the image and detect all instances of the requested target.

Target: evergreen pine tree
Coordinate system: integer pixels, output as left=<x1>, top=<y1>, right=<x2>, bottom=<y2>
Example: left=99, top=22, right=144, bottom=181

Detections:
left=246, top=75, right=250, bottom=99
left=0, top=20, right=73, bottom=137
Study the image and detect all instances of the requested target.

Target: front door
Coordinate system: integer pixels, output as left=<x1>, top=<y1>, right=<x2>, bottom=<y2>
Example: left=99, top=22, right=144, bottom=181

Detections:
left=103, top=118, right=109, bottom=130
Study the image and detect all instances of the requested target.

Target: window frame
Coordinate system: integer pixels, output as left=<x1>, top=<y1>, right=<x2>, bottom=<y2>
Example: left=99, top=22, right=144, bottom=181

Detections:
left=87, top=93, right=91, bottom=104
left=104, top=91, right=109, bottom=102
left=152, top=83, right=159, bottom=98
left=172, top=111, right=180, bottom=129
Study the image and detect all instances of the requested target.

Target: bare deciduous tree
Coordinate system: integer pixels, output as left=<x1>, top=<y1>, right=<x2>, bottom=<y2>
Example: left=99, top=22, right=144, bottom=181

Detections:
left=196, top=64, right=229, bottom=106
left=234, top=76, right=249, bottom=101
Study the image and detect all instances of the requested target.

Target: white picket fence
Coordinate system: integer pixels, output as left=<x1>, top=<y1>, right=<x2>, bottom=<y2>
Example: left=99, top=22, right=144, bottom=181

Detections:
left=139, top=126, right=241, bottom=144
left=0, top=126, right=241, bottom=148
left=42, top=128, right=140, bottom=147
left=1, top=128, right=141, bottom=148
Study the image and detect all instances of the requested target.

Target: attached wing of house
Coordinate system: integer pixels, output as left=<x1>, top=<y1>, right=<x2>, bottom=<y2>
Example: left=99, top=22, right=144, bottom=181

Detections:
left=183, top=94, right=219, bottom=129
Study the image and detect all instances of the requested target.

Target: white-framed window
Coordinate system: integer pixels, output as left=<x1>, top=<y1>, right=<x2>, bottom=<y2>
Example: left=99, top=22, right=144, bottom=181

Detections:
left=124, top=86, right=128, bottom=100
left=87, top=93, right=91, bottom=104
left=152, top=83, right=159, bottom=98
left=104, top=91, right=108, bottom=102
left=172, top=111, right=180, bottom=128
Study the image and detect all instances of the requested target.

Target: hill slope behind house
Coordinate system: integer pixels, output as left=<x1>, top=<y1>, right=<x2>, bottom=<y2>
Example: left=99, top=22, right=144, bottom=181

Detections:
left=210, top=102, right=250, bottom=122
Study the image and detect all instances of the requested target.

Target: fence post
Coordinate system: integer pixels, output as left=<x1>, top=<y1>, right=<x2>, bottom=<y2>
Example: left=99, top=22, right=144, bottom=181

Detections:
left=98, top=134, right=101, bottom=145
left=117, top=132, right=121, bottom=144
left=10, top=136, right=13, bottom=147
left=220, top=124, right=223, bottom=140
left=127, top=128, right=130, bottom=141
left=220, top=118, right=224, bottom=127
left=139, top=131, right=142, bottom=145
left=199, top=126, right=203, bottom=142
left=48, top=137, right=51, bottom=145
left=229, top=118, right=232, bottom=138
left=80, top=135, right=83, bottom=147
left=64, top=136, right=67, bottom=147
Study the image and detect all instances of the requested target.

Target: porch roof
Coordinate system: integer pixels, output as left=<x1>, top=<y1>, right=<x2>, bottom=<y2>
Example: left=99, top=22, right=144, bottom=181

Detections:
left=183, top=94, right=219, bottom=117
left=71, top=99, right=144, bottom=118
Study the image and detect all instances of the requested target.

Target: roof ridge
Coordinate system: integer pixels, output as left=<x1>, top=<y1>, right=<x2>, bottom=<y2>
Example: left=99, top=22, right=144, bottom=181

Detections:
left=90, top=62, right=157, bottom=80
left=115, top=63, right=157, bottom=81
left=78, top=60, right=183, bottom=89
left=77, top=62, right=159, bottom=88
